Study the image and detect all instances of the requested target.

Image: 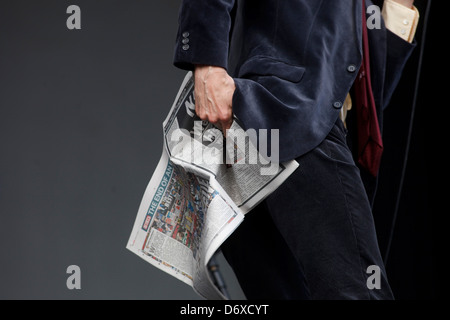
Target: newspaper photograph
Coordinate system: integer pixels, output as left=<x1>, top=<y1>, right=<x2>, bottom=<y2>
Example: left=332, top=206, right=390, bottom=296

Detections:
left=126, top=72, right=299, bottom=300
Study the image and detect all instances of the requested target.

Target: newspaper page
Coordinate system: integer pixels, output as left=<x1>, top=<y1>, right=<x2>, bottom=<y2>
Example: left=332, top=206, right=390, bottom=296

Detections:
left=126, top=72, right=299, bottom=300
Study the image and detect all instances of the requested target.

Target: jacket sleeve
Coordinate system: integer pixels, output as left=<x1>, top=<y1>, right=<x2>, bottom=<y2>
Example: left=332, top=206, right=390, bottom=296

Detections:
left=382, top=29, right=416, bottom=110
left=173, top=0, right=236, bottom=71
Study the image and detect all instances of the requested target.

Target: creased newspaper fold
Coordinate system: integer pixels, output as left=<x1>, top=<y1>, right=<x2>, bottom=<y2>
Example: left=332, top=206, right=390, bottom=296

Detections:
left=126, top=72, right=299, bottom=300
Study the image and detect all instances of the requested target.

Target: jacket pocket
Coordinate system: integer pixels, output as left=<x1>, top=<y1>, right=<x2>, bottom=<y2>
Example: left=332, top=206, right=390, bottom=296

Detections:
left=237, top=56, right=305, bottom=83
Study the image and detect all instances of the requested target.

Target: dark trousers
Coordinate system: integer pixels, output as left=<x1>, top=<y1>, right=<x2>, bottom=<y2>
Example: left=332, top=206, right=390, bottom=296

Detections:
left=221, top=119, right=394, bottom=300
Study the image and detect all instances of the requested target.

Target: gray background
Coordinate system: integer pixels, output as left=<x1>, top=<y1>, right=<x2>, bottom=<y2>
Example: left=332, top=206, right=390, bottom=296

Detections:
left=0, top=0, right=245, bottom=299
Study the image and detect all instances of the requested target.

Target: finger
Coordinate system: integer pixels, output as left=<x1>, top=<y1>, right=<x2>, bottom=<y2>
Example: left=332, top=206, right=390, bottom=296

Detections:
left=221, top=118, right=233, bottom=132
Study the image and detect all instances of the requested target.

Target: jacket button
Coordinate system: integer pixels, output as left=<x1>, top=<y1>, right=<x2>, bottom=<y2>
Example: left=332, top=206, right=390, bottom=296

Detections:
left=182, top=38, right=189, bottom=44
left=333, top=101, right=343, bottom=109
left=182, top=44, right=190, bottom=51
left=347, top=64, right=357, bottom=73
left=182, top=31, right=190, bottom=38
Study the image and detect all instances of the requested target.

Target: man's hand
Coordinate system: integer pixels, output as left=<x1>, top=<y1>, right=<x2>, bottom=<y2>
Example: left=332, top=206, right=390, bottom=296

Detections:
left=194, top=65, right=236, bottom=132
left=388, top=0, right=414, bottom=8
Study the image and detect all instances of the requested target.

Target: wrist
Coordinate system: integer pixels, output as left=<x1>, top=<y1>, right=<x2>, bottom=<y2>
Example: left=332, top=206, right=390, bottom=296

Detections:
left=195, top=64, right=226, bottom=74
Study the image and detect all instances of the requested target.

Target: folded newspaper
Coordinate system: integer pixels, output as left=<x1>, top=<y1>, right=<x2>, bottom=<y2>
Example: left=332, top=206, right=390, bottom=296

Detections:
left=126, top=72, right=299, bottom=300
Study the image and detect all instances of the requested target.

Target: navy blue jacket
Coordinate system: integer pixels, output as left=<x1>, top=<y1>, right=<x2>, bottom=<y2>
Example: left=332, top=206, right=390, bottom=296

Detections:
left=173, top=0, right=415, bottom=162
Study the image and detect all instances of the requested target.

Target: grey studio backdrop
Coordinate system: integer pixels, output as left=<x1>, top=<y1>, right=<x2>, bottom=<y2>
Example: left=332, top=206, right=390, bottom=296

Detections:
left=0, top=1, right=246, bottom=299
